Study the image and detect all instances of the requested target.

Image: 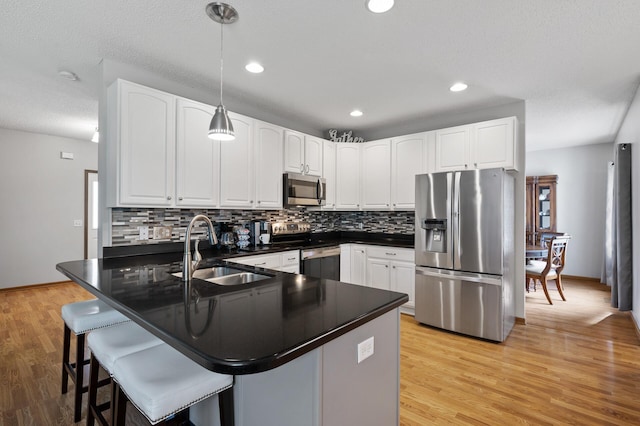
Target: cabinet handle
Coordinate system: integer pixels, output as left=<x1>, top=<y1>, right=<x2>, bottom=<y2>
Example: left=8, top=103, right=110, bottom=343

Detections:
left=255, top=262, right=267, bottom=266
left=287, top=257, right=296, bottom=261
left=464, top=164, right=468, bottom=169
left=178, top=197, right=183, bottom=201
left=474, top=163, right=478, bottom=168
left=305, top=164, right=310, bottom=174
left=300, top=163, right=305, bottom=173
left=386, top=203, right=389, bottom=207
left=250, top=200, right=253, bottom=203
left=385, top=252, right=397, bottom=256
left=167, top=196, right=172, bottom=200
left=393, top=203, right=396, bottom=206
left=385, top=265, right=388, bottom=268
left=392, top=266, right=396, bottom=269
left=257, top=200, right=261, bottom=204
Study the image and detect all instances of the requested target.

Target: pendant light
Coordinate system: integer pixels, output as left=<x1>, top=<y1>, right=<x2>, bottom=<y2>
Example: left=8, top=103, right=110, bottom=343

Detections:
left=206, top=2, right=238, bottom=141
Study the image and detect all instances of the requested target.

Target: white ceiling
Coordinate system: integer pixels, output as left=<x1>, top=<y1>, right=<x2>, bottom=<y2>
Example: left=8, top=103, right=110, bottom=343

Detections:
left=1, top=0, right=639, bottom=151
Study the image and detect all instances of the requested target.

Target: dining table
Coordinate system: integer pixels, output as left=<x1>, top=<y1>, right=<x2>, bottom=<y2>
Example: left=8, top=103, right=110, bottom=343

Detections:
left=526, top=245, right=548, bottom=261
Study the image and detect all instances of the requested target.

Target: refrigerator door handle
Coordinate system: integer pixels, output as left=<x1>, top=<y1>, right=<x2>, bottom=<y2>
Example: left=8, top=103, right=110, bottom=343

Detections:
left=415, top=266, right=502, bottom=286
left=452, top=172, right=462, bottom=269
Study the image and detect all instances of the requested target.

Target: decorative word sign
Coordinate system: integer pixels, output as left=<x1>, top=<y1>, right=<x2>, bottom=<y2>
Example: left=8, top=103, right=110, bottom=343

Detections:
left=327, top=129, right=365, bottom=143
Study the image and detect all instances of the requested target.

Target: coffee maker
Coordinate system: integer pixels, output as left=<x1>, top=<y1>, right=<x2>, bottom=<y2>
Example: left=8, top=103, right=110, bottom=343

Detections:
left=249, top=220, right=271, bottom=246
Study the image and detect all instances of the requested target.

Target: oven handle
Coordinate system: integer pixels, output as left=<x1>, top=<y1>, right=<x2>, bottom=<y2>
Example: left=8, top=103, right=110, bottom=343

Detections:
left=301, top=246, right=341, bottom=260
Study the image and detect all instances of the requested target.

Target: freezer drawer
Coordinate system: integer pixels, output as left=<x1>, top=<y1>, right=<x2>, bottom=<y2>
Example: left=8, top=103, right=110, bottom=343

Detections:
left=414, top=268, right=504, bottom=342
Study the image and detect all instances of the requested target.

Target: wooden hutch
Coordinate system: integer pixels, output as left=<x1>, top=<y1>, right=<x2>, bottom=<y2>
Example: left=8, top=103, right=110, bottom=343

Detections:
left=526, top=175, right=558, bottom=245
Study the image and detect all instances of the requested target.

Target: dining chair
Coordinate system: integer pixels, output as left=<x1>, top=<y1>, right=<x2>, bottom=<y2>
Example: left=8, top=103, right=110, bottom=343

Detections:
left=539, top=231, right=567, bottom=247
left=525, top=236, right=570, bottom=304
left=60, top=299, right=130, bottom=422
left=86, top=321, right=164, bottom=426
left=111, top=343, right=235, bottom=425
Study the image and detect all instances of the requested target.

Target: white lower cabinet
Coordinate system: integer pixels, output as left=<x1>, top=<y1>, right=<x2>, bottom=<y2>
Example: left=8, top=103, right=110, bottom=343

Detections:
left=226, top=250, right=300, bottom=273
left=341, top=244, right=415, bottom=314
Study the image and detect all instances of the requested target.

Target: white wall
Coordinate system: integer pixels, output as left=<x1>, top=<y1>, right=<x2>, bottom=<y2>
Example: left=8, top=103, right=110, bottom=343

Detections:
left=615, top=83, right=640, bottom=327
left=526, top=142, right=613, bottom=278
left=0, top=128, right=98, bottom=288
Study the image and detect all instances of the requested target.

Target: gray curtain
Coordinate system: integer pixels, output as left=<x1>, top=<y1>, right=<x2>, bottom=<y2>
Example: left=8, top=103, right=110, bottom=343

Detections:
left=601, top=144, right=633, bottom=311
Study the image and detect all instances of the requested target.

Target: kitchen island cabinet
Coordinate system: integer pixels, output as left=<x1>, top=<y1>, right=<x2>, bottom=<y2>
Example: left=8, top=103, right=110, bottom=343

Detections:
left=57, top=255, right=406, bottom=426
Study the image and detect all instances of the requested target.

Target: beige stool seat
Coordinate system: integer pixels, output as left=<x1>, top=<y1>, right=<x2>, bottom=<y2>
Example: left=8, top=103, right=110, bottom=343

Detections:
left=61, top=299, right=130, bottom=422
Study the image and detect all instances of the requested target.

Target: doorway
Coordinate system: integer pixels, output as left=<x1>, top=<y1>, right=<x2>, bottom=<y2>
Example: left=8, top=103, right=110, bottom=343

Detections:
left=84, top=170, right=98, bottom=259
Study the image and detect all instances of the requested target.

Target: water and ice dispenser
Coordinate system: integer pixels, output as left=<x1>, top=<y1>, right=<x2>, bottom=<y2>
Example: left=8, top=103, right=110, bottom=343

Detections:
left=421, top=219, right=447, bottom=253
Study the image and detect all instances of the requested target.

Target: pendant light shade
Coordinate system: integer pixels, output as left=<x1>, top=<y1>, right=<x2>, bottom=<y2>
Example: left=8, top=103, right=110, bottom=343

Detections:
left=208, top=105, right=235, bottom=141
left=206, top=2, right=238, bottom=141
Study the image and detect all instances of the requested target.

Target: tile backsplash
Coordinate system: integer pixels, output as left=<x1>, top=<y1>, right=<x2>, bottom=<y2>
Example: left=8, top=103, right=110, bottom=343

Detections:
left=111, top=208, right=415, bottom=246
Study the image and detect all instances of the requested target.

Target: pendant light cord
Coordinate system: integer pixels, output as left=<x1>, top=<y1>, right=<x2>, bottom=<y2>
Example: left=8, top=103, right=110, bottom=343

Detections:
left=219, top=16, right=224, bottom=105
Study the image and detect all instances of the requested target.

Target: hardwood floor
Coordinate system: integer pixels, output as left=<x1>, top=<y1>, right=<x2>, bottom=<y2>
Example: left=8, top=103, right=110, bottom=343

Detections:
left=1, top=278, right=638, bottom=425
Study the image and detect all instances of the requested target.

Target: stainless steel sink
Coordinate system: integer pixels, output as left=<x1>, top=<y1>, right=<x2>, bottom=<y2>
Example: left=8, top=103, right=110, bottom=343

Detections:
left=173, top=267, right=271, bottom=286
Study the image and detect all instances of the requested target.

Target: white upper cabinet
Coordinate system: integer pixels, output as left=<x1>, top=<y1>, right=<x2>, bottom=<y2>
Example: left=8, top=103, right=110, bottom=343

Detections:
left=219, top=112, right=255, bottom=208
left=435, top=125, right=470, bottom=172
left=254, top=120, right=284, bottom=209
left=283, top=130, right=323, bottom=176
left=335, top=143, right=361, bottom=210
left=108, top=79, right=176, bottom=206
left=471, top=117, right=517, bottom=170
left=304, top=136, right=323, bottom=176
left=175, top=98, right=220, bottom=208
left=435, top=117, right=517, bottom=172
left=322, top=140, right=337, bottom=210
left=361, top=139, right=391, bottom=210
left=391, top=132, right=431, bottom=209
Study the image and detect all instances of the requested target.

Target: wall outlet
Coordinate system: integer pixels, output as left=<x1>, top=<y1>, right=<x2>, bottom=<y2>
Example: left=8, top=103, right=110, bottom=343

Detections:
left=138, top=226, right=149, bottom=240
left=73, top=219, right=83, bottom=227
left=153, top=226, right=173, bottom=240
left=357, top=336, right=374, bottom=364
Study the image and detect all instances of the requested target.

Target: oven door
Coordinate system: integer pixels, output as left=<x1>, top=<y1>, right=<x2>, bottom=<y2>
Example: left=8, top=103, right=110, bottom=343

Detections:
left=300, top=247, right=341, bottom=281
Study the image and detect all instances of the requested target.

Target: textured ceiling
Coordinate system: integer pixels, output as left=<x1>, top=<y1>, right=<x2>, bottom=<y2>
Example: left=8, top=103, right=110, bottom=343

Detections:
left=1, top=0, right=639, bottom=151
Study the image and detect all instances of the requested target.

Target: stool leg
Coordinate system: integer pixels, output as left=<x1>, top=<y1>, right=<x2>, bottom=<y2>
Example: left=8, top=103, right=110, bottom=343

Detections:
left=114, top=383, right=128, bottom=426
left=218, top=387, right=235, bottom=426
left=61, top=324, right=71, bottom=394
left=87, top=353, right=99, bottom=426
left=74, top=332, right=86, bottom=422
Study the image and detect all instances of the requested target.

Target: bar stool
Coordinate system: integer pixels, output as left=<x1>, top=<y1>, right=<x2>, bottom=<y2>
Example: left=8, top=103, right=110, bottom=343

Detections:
left=111, top=344, right=235, bottom=425
left=61, top=299, right=130, bottom=422
left=86, top=321, right=164, bottom=426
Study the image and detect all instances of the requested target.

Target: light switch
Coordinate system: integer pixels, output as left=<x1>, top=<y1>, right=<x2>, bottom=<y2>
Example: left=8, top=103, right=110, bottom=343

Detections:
left=357, top=336, right=374, bottom=364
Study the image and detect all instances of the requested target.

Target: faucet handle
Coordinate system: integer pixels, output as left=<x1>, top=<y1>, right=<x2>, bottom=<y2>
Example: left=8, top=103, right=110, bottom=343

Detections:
left=192, top=239, right=203, bottom=270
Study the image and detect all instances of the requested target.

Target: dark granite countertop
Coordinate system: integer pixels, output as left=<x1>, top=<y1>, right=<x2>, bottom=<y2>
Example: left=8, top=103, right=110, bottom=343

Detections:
left=56, top=250, right=408, bottom=375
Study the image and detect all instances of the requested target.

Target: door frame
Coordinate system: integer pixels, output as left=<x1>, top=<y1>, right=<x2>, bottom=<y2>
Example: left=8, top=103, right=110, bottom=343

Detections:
left=84, top=169, right=98, bottom=259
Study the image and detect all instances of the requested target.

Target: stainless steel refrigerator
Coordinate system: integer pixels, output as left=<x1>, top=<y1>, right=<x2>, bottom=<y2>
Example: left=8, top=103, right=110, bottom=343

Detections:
left=414, top=168, right=515, bottom=342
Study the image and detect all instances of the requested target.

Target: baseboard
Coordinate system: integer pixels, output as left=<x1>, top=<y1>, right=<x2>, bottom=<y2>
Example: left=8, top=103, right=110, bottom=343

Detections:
left=0, top=280, right=74, bottom=292
left=562, top=275, right=602, bottom=282
left=515, top=317, right=526, bottom=325
left=632, top=314, right=640, bottom=342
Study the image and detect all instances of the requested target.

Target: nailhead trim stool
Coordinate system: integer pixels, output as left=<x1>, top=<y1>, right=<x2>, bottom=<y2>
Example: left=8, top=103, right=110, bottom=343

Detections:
left=86, top=321, right=164, bottom=426
left=111, top=343, right=235, bottom=425
left=61, top=299, right=130, bottom=422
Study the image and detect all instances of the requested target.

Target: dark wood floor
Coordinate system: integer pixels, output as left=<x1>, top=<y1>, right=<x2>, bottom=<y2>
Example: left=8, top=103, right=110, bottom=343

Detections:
left=1, top=278, right=638, bottom=425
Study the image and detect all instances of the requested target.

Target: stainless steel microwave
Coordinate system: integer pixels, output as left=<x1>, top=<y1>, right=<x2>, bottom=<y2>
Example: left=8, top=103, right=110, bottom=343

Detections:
left=283, top=173, right=326, bottom=207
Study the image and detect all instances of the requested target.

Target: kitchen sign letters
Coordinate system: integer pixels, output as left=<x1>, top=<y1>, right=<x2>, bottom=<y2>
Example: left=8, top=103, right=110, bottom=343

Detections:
left=327, top=129, right=365, bottom=143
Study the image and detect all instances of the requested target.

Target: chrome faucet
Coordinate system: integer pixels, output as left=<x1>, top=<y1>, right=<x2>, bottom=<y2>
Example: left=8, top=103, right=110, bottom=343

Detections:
left=183, top=214, right=217, bottom=282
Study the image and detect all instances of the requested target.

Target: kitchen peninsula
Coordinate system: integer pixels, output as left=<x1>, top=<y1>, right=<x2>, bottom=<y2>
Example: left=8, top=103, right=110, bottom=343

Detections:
left=57, top=251, right=407, bottom=426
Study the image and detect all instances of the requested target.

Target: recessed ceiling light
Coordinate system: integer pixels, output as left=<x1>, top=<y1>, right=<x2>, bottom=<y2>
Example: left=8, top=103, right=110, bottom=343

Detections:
left=350, top=110, right=364, bottom=117
left=58, top=70, right=79, bottom=81
left=245, top=62, right=264, bottom=73
left=450, top=82, right=468, bottom=92
left=366, top=0, right=394, bottom=13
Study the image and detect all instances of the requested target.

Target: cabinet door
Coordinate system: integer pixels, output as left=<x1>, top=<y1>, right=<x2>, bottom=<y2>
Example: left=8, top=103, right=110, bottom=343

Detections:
left=304, top=136, right=324, bottom=176
left=254, top=120, right=284, bottom=209
left=472, top=117, right=516, bottom=170
left=283, top=130, right=305, bottom=174
left=366, top=257, right=391, bottom=290
left=391, top=260, right=415, bottom=309
left=391, top=134, right=425, bottom=209
left=361, top=139, right=391, bottom=210
left=336, top=143, right=361, bottom=210
left=117, top=80, right=176, bottom=206
left=435, top=125, right=470, bottom=172
left=350, top=246, right=366, bottom=286
left=322, top=140, right=337, bottom=209
left=219, top=112, right=254, bottom=208
left=175, top=98, right=220, bottom=207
